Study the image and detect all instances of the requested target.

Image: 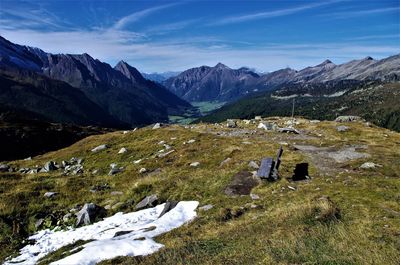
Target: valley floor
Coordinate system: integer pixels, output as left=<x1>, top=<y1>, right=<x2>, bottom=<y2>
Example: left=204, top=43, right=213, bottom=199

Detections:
left=1, top=117, right=399, bottom=264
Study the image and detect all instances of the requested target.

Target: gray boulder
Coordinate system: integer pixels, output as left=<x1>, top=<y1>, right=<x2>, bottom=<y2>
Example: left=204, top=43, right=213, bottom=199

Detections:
left=91, top=144, right=108, bottom=152
left=44, top=192, right=58, bottom=198
left=158, top=200, right=179, bottom=218
left=135, top=194, right=158, bottom=210
left=43, top=161, right=58, bottom=172
left=226, top=119, right=237, bottom=128
left=75, top=203, right=107, bottom=226
left=0, top=164, right=10, bottom=172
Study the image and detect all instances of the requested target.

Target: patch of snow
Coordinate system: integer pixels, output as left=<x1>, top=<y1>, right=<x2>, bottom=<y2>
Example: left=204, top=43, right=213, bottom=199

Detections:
left=5, top=201, right=199, bottom=265
left=323, top=90, right=348, bottom=97
left=271, top=94, right=298, bottom=100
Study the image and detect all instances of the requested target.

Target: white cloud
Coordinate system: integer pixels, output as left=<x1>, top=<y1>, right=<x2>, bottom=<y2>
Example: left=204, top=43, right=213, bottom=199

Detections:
left=327, top=7, right=399, bottom=19
left=209, top=0, right=342, bottom=25
left=112, top=3, right=178, bottom=30
left=2, top=28, right=399, bottom=73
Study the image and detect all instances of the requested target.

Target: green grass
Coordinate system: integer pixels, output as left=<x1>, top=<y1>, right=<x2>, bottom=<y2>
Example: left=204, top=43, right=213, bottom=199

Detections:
left=192, top=101, right=226, bottom=116
left=1, top=117, right=399, bottom=264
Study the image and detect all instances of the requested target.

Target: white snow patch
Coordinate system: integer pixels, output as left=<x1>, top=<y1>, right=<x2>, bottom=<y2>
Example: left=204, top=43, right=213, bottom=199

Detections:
left=5, top=201, right=199, bottom=265
left=323, top=90, right=348, bottom=97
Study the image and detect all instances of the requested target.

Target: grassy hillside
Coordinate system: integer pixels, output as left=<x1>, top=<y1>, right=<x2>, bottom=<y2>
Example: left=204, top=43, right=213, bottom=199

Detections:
left=199, top=82, right=400, bottom=132
left=1, top=118, right=399, bottom=264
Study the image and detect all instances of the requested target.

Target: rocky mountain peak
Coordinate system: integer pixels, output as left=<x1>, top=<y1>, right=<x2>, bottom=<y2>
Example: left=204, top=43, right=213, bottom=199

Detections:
left=114, top=60, right=145, bottom=83
left=214, top=62, right=229, bottom=69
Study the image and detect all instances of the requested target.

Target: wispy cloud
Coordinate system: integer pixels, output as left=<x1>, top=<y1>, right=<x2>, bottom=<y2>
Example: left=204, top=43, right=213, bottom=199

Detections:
left=209, top=0, right=341, bottom=25
left=143, top=19, right=200, bottom=35
left=348, top=34, right=400, bottom=41
left=2, top=27, right=399, bottom=72
left=112, top=3, right=178, bottom=30
left=327, top=7, right=399, bottom=19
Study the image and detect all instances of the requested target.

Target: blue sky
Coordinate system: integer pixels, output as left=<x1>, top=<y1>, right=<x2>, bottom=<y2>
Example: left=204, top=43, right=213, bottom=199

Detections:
left=0, top=0, right=399, bottom=72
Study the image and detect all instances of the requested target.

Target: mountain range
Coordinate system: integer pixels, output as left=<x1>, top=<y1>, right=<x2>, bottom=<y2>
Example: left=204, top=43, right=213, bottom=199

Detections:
left=0, top=36, right=192, bottom=127
left=163, top=55, right=400, bottom=102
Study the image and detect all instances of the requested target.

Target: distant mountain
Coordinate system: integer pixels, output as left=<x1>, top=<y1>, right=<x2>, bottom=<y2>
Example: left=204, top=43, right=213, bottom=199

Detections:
left=0, top=68, right=122, bottom=127
left=164, top=56, right=400, bottom=103
left=163, top=63, right=259, bottom=102
left=0, top=36, right=192, bottom=127
left=142, top=71, right=181, bottom=83
left=199, top=80, right=400, bottom=132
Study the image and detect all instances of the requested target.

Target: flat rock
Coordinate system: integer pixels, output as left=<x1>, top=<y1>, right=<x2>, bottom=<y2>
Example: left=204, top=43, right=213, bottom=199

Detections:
left=224, top=171, right=259, bottom=197
left=199, top=204, right=213, bottom=211
left=135, top=194, right=158, bottom=210
left=91, top=144, right=108, bottom=152
left=278, top=127, right=299, bottom=134
left=44, top=191, right=58, bottom=198
left=336, top=125, right=349, bottom=132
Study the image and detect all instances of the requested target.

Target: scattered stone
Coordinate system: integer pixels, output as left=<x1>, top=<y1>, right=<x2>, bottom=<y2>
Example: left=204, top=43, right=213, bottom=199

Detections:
left=91, top=144, right=108, bottom=152
left=135, top=194, right=158, bottom=210
left=108, top=164, right=123, bottom=175
left=288, top=185, right=296, bottom=191
left=278, top=127, right=300, bottom=134
left=152, top=123, right=162, bottom=129
left=90, top=183, right=110, bottom=193
left=292, top=163, right=310, bottom=181
left=335, top=116, right=362, bottom=122
left=336, top=125, right=349, bottom=132
left=157, top=149, right=175, bottom=158
left=248, top=161, right=259, bottom=169
left=226, top=119, right=237, bottom=128
left=158, top=200, right=179, bottom=217
left=250, top=193, right=260, bottom=200
left=158, top=140, right=165, bottom=145
left=257, top=122, right=276, bottom=131
left=360, top=162, right=382, bottom=169
left=224, top=171, right=259, bottom=196
left=118, top=147, right=128, bottom=154
left=190, top=162, right=200, bottom=167
left=110, top=191, right=123, bottom=196
left=187, top=139, right=196, bottom=144
left=44, top=192, right=58, bottom=198
left=43, top=161, right=57, bottom=172
left=139, top=168, right=147, bottom=173
left=220, top=158, right=232, bottom=167
left=199, top=204, right=213, bottom=211
left=19, top=168, right=31, bottom=174
left=133, top=159, right=142, bottom=164
left=75, top=203, right=107, bottom=226
left=28, top=168, right=40, bottom=174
